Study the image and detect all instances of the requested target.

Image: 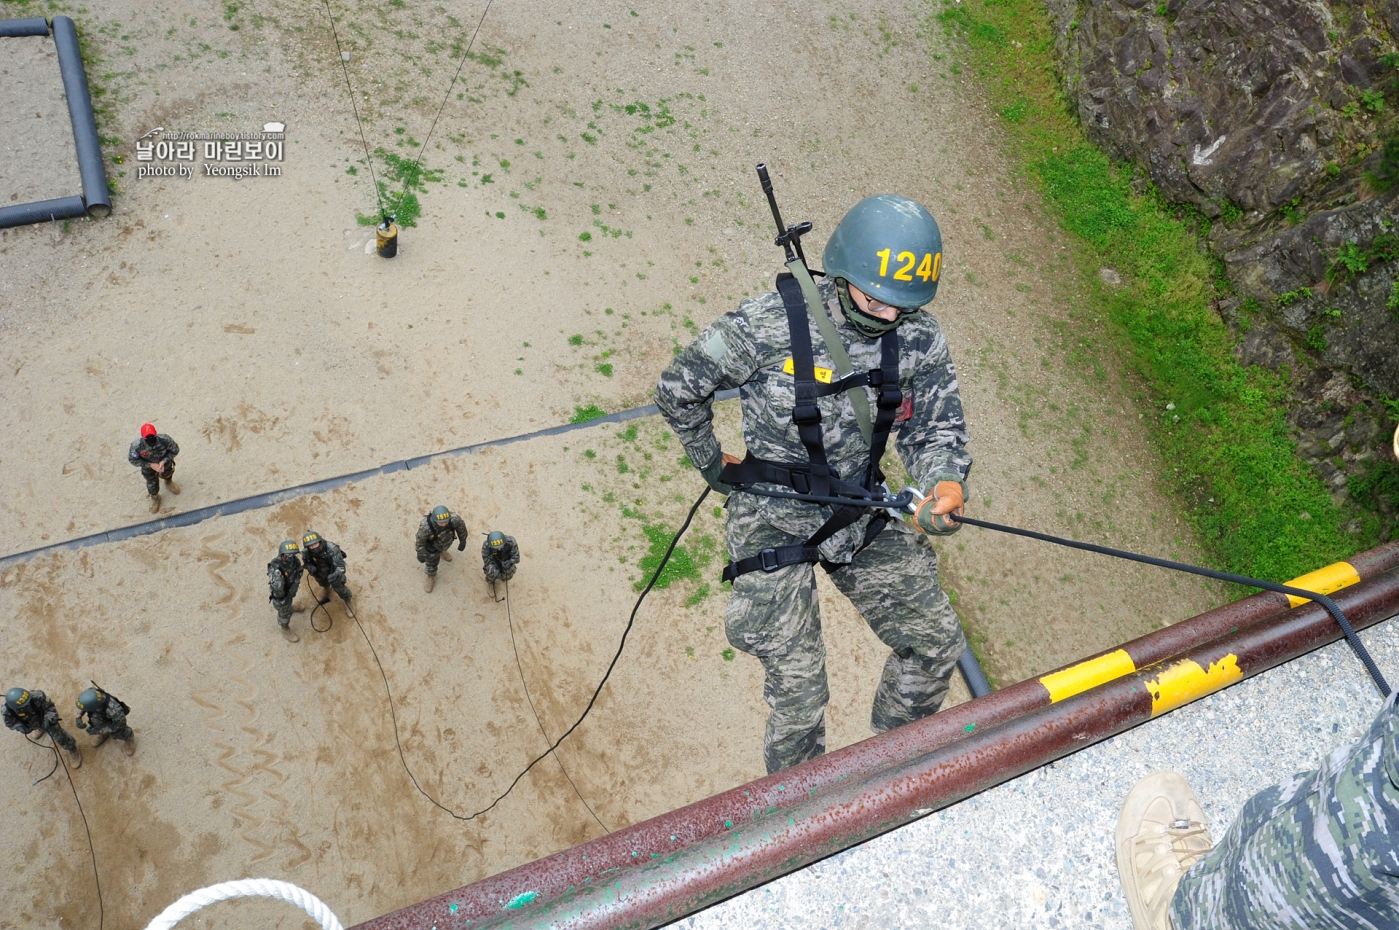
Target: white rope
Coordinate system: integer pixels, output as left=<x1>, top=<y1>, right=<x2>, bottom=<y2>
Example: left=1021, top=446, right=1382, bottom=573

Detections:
left=144, top=878, right=345, bottom=930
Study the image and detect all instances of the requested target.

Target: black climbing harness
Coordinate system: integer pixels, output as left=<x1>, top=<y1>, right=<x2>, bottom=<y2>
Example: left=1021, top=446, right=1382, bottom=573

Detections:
left=720, top=166, right=914, bottom=583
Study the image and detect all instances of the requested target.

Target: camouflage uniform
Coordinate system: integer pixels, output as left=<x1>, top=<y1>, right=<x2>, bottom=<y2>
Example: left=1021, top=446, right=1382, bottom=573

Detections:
left=482, top=534, right=520, bottom=583
left=267, top=552, right=304, bottom=628
left=1171, top=691, right=1399, bottom=930
left=656, top=278, right=971, bottom=774
left=416, top=513, right=469, bottom=576
left=128, top=433, right=180, bottom=496
left=303, top=539, right=352, bottom=603
left=77, top=692, right=134, bottom=744
left=2, top=690, right=78, bottom=753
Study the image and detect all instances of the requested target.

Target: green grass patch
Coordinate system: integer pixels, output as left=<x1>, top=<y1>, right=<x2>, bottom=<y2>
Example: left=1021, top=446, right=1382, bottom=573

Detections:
left=570, top=404, right=607, bottom=423
left=933, top=0, right=1368, bottom=580
left=634, top=525, right=716, bottom=590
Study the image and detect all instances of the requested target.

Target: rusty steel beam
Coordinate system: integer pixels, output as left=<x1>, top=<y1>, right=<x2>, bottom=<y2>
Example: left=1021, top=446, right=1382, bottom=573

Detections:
left=445, top=569, right=1399, bottom=930
left=352, top=543, right=1399, bottom=930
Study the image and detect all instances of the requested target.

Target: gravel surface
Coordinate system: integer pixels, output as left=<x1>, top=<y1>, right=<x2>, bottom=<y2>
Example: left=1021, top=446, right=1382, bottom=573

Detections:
left=675, top=615, right=1399, bottom=930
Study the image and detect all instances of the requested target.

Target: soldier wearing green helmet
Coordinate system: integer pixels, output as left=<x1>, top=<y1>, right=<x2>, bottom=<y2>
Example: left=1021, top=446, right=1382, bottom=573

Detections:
left=75, top=686, right=135, bottom=755
left=416, top=505, right=468, bottom=593
left=4, top=687, right=82, bottom=768
left=656, top=193, right=971, bottom=774
left=268, top=539, right=305, bottom=642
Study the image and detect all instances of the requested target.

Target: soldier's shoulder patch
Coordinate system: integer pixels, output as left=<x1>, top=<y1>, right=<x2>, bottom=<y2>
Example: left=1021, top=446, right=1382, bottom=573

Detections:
left=702, top=329, right=732, bottom=365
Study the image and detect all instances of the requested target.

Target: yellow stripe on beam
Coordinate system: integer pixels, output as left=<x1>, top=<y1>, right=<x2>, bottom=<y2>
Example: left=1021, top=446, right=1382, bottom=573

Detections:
left=1146, top=654, right=1243, bottom=716
left=1039, top=649, right=1137, bottom=703
left=1283, top=561, right=1360, bottom=608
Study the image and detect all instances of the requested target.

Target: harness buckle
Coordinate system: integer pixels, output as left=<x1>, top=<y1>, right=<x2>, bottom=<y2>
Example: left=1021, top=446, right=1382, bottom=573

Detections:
left=792, top=402, right=821, bottom=427
left=758, top=548, right=782, bottom=572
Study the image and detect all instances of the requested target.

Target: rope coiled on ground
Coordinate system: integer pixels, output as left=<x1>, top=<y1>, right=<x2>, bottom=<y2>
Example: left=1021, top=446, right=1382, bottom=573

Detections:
left=144, top=878, right=344, bottom=930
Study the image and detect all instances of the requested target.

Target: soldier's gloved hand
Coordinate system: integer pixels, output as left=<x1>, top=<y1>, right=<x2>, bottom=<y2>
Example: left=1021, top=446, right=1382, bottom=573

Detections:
left=699, top=452, right=742, bottom=495
left=914, top=481, right=965, bottom=536
left=458, top=542, right=466, bottom=551
left=416, top=552, right=427, bottom=563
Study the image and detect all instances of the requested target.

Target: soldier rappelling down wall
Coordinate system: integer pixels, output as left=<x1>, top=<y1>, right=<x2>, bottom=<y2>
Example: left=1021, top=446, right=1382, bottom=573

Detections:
left=3, top=687, right=82, bottom=768
left=416, top=506, right=468, bottom=593
left=656, top=193, right=972, bottom=775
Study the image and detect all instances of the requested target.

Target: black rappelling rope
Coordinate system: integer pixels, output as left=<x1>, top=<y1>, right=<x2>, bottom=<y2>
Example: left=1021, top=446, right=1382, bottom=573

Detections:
left=320, top=0, right=385, bottom=222
left=27, top=733, right=102, bottom=930
left=502, top=580, right=611, bottom=834
left=403, top=0, right=495, bottom=191
left=346, top=488, right=711, bottom=822
left=25, top=732, right=59, bottom=785
left=951, top=514, right=1392, bottom=697
left=307, top=576, right=334, bottom=633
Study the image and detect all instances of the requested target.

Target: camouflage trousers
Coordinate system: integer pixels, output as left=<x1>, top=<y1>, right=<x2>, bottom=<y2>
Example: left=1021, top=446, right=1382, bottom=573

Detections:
left=87, top=716, right=134, bottom=743
left=724, top=516, right=967, bottom=775
left=422, top=537, right=455, bottom=576
left=140, top=462, right=175, bottom=496
left=483, top=561, right=517, bottom=584
left=26, top=721, right=77, bottom=753
left=1171, top=690, right=1399, bottom=930
left=272, top=595, right=296, bottom=627
left=308, top=572, right=352, bottom=603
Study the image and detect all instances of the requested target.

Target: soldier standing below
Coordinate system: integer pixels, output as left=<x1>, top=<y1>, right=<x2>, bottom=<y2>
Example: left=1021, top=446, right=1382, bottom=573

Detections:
left=268, top=540, right=305, bottom=642
left=656, top=194, right=971, bottom=775
left=482, top=531, right=520, bottom=597
left=301, top=530, right=352, bottom=606
left=129, top=422, right=180, bottom=514
left=4, top=687, right=82, bottom=768
left=416, top=505, right=469, bottom=593
left=74, top=686, right=135, bottom=756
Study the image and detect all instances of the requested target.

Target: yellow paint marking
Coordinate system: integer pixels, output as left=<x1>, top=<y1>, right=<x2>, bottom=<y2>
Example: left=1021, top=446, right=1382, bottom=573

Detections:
left=1283, top=561, right=1360, bottom=608
left=1039, top=650, right=1136, bottom=703
left=1147, top=654, right=1243, bottom=716
left=782, top=358, right=834, bottom=384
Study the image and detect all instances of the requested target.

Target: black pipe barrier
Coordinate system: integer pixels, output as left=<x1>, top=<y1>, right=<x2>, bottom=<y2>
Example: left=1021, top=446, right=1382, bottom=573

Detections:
left=51, top=16, right=110, bottom=217
left=957, top=649, right=993, bottom=698
left=0, top=195, right=88, bottom=229
left=0, top=17, right=51, bottom=37
left=0, top=390, right=741, bottom=569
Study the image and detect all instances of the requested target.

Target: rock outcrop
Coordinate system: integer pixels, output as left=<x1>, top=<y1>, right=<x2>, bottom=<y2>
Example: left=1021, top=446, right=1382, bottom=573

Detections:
left=1045, top=0, right=1398, bottom=528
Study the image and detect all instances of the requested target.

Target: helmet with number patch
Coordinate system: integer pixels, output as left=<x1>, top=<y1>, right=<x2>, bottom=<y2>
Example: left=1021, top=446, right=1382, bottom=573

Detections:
left=278, top=540, right=300, bottom=556
left=431, top=506, right=452, bottom=526
left=301, top=531, right=323, bottom=550
left=488, top=531, right=505, bottom=548
left=77, top=688, right=105, bottom=713
left=5, top=687, right=31, bottom=711
left=822, top=195, right=943, bottom=309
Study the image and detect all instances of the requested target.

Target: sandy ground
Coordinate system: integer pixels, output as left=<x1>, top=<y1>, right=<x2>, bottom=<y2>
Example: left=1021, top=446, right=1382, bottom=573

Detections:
left=0, top=33, right=81, bottom=205
left=1, top=0, right=1221, bottom=927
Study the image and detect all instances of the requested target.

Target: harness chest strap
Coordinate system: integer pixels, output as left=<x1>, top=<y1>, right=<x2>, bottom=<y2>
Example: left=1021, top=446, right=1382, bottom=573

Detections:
left=720, top=272, right=902, bottom=582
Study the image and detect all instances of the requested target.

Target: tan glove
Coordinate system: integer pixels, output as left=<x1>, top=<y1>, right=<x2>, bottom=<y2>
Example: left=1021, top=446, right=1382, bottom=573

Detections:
left=914, top=480, right=964, bottom=536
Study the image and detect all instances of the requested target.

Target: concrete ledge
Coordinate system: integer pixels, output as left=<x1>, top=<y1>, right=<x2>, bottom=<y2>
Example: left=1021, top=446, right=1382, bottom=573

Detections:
left=674, top=615, right=1399, bottom=930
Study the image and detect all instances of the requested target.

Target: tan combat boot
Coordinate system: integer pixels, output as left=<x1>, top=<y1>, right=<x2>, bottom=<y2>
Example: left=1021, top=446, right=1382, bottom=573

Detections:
left=92, top=732, right=108, bottom=747
left=440, top=549, right=453, bottom=562
left=163, top=477, right=181, bottom=495
left=281, top=625, right=300, bottom=643
left=121, top=734, right=136, bottom=756
left=67, top=745, right=82, bottom=769
left=424, top=573, right=436, bottom=593
left=1116, top=772, right=1214, bottom=930
left=149, top=492, right=161, bottom=514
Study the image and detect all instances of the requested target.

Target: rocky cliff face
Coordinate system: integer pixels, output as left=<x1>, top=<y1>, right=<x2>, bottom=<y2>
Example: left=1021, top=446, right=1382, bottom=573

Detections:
left=1045, top=0, right=1398, bottom=529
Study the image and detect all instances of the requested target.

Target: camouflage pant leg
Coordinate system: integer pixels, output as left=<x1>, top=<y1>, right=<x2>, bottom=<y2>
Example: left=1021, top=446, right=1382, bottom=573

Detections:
left=724, top=519, right=828, bottom=775
left=1171, top=693, right=1399, bottom=930
left=423, top=548, right=442, bottom=576
left=272, top=596, right=295, bottom=626
left=311, top=573, right=352, bottom=602
left=42, top=721, right=77, bottom=753
left=827, top=520, right=967, bottom=734
left=484, top=562, right=516, bottom=583
left=94, top=716, right=134, bottom=743
left=141, top=466, right=161, bottom=496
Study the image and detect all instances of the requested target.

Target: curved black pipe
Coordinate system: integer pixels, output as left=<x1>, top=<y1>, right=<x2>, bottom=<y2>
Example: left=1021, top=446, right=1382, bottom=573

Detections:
left=957, top=649, right=993, bottom=697
left=0, top=17, right=51, bottom=37
left=0, top=195, right=87, bottom=230
left=51, top=16, right=110, bottom=217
